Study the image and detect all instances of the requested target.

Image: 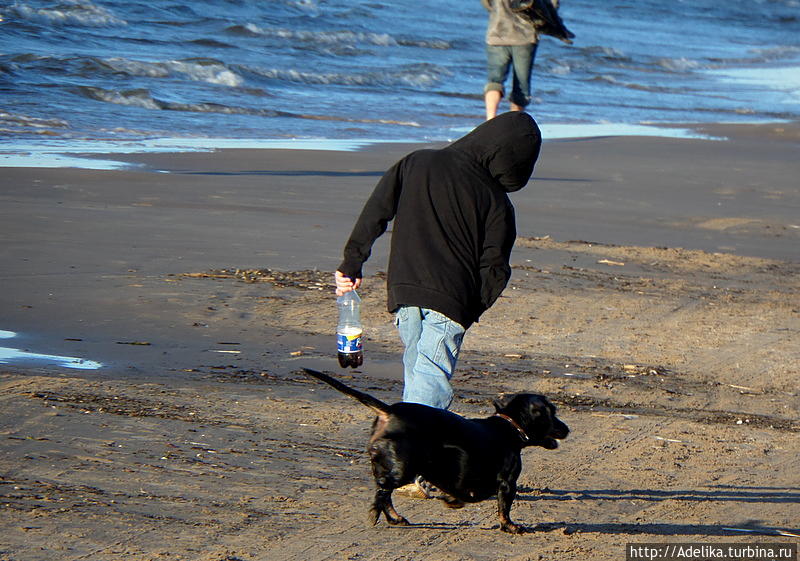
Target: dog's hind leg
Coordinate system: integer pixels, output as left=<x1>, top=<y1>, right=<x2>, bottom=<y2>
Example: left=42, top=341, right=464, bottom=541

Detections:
left=440, top=493, right=465, bottom=509
left=368, top=488, right=409, bottom=526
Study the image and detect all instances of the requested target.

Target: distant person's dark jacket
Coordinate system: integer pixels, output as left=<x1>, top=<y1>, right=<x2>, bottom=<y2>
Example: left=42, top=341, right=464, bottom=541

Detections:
left=338, top=112, right=542, bottom=328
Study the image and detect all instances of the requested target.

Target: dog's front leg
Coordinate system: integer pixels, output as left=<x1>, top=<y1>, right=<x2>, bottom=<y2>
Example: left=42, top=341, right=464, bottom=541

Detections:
left=369, top=489, right=409, bottom=527
left=497, top=480, right=523, bottom=534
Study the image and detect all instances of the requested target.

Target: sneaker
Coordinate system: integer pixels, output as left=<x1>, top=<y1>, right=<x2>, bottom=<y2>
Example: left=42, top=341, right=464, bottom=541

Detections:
left=395, top=476, right=435, bottom=499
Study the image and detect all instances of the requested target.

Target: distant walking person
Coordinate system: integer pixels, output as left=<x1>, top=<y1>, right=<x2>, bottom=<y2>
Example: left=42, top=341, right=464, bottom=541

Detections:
left=481, top=0, right=539, bottom=119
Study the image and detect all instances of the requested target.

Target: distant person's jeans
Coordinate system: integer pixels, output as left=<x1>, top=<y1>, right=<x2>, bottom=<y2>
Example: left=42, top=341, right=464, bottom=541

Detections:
left=485, top=43, right=538, bottom=107
left=395, top=306, right=465, bottom=410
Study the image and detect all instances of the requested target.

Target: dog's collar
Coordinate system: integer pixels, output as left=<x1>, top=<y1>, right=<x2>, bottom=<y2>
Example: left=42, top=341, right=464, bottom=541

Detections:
left=494, top=413, right=529, bottom=443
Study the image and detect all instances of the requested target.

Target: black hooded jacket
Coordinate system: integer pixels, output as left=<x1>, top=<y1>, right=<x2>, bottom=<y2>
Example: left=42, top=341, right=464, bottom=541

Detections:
left=338, top=112, right=542, bottom=329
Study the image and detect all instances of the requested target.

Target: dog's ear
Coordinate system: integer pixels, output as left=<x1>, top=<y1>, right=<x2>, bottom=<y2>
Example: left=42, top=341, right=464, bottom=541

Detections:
left=493, top=394, right=514, bottom=412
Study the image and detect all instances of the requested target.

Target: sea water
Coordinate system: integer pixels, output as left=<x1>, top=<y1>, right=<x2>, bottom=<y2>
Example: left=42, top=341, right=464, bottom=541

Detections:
left=1, top=0, right=798, bottom=151
left=0, top=330, right=102, bottom=370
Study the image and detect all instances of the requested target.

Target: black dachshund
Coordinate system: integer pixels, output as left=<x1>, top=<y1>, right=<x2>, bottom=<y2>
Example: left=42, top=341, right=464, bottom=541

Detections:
left=302, top=368, right=569, bottom=533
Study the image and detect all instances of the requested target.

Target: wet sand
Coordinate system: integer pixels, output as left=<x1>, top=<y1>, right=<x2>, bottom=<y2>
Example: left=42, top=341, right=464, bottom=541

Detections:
left=1, top=122, right=798, bottom=560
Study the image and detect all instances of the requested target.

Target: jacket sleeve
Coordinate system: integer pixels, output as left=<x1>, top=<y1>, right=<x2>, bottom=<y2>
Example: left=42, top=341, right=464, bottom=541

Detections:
left=337, top=159, right=404, bottom=280
left=478, top=198, right=516, bottom=314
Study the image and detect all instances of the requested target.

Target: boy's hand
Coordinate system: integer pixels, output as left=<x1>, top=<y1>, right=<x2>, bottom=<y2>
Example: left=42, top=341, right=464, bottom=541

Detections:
left=335, top=270, right=362, bottom=296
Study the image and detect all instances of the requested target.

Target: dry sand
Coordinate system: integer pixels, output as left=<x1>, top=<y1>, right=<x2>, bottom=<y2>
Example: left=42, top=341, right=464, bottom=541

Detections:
left=1, top=122, right=798, bottom=560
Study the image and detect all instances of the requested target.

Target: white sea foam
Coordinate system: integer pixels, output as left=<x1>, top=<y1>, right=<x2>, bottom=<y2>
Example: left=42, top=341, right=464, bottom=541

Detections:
left=580, top=46, right=628, bottom=61
left=286, top=0, right=319, bottom=16
left=166, top=61, right=243, bottom=87
left=0, top=111, right=68, bottom=132
left=82, top=87, right=162, bottom=110
left=100, top=58, right=170, bottom=78
left=242, top=23, right=397, bottom=47
left=549, top=62, right=572, bottom=76
left=253, top=64, right=448, bottom=88
left=102, top=58, right=244, bottom=87
left=656, top=57, right=702, bottom=72
left=10, top=0, right=126, bottom=27
left=237, top=22, right=451, bottom=50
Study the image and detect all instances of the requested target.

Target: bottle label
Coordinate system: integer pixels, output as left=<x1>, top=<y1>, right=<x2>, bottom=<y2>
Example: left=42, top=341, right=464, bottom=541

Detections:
left=337, top=331, right=363, bottom=353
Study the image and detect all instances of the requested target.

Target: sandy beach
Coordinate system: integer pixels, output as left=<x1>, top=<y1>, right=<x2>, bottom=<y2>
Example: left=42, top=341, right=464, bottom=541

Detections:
left=1, top=122, right=798, bottom=560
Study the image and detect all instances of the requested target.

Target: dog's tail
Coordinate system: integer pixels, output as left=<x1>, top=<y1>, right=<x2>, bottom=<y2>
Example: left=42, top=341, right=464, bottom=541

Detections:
left=302, top=368, right=391, bottom=415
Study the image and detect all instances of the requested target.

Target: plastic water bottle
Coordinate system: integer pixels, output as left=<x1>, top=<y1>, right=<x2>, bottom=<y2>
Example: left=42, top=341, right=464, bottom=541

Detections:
left=337, top=290, right=363, bottom=368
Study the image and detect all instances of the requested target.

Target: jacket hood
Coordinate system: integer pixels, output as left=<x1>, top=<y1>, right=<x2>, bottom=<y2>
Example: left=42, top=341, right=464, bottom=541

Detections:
left=448, top=111, right=542, bottom=192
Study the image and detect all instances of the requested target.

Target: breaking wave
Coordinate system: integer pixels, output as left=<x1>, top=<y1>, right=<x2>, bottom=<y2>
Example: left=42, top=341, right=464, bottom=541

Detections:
left=229, top=23, right=451, bottom=50
left=655, top=57, right=702, bottom=73
left=0, top=110, right=70, bottom=136
left=250, top=63, right=450, bottom=88
left=9, top=0, right=126, bottom=27
left=98, top=57, right=244, bottom=87
left=74, top=86, right=421, bottom=127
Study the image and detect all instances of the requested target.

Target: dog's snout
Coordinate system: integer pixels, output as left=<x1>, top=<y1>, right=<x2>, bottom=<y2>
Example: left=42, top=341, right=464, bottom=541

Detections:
left=551, top=418, right=569, bottom=440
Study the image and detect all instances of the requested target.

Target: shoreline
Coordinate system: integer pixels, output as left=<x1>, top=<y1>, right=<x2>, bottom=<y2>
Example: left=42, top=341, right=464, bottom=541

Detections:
left=3, top=120, right=799, bottom=171
left=1, top=120, right=798, bottom=560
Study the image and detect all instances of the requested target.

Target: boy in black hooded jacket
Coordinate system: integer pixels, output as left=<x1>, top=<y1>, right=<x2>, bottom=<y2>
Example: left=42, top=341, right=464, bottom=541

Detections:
left=335, top=111, right=541, bottom=410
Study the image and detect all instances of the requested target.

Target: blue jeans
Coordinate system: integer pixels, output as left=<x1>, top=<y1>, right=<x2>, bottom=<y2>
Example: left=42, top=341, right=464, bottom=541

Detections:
left=395, top=306, right=466, bottom=410
left=485, top=43, right=538, bottom=107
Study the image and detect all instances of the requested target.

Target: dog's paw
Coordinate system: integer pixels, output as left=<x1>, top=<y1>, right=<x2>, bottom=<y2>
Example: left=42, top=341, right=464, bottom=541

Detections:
left=441, top=496, right=465, bottom=509
left=500, top=522, right=525, bottom=534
